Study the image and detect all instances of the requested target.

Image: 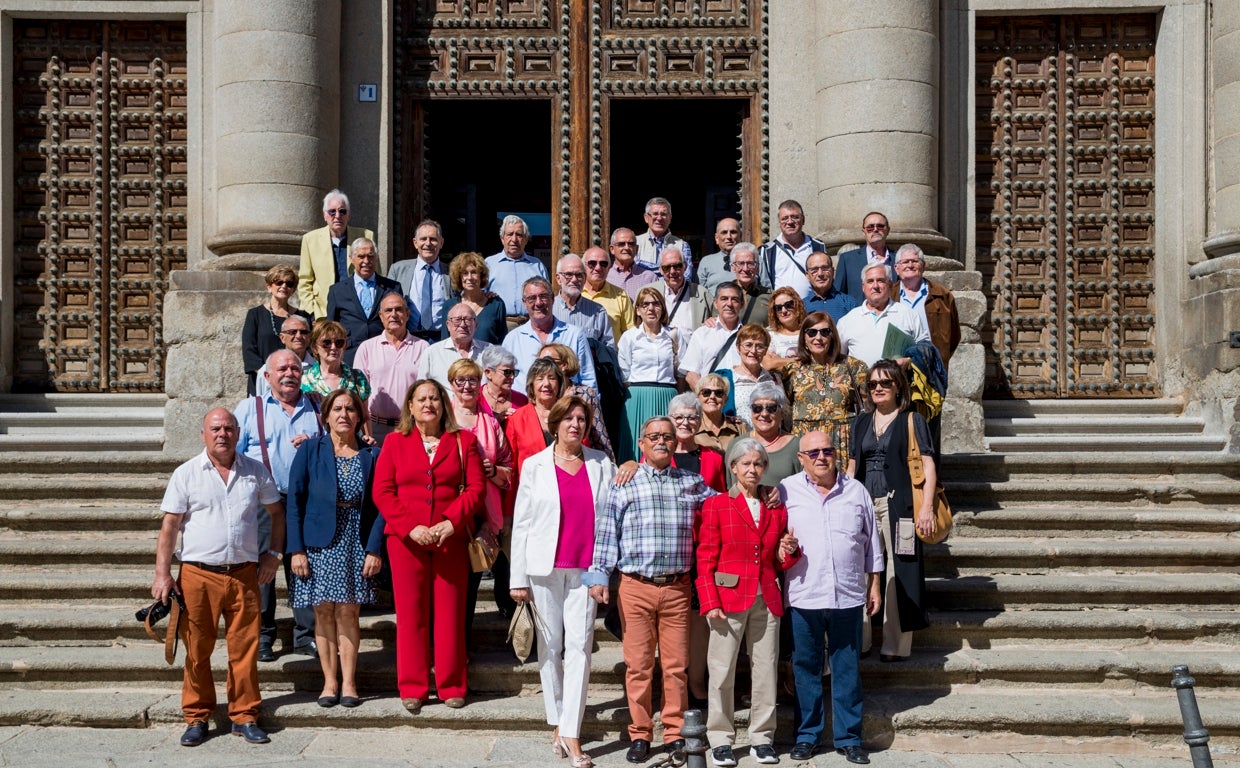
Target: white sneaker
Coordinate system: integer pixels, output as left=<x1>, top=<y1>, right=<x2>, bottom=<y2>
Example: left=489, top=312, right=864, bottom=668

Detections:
left=711, top=745, right=738, bottom=766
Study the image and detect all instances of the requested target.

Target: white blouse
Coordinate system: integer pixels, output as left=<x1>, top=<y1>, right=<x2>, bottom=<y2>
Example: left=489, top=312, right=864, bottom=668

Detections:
left=619, top=325, right=685, bottom=384
left=770, top=330, right=800, bottom=359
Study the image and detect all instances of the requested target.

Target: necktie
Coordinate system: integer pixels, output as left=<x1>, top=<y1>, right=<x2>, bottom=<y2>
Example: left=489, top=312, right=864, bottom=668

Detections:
left=360, top=280, right=375, bottom=316
left=420, top=263, right=435, bottom=330
left=333, top=239, right=348, bottom=282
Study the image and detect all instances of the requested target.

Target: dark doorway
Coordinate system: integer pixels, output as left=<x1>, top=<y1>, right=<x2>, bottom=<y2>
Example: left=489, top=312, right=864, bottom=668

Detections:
left=421, top=100, right=553, bottom=265
left=608, top=99, right=746, bottom=261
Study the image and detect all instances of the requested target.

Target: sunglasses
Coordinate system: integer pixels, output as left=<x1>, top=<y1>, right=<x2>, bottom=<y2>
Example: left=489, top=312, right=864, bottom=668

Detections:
left=751, top=403, right=780, bottom=415
left=660, top=263, right=686, bottom=273
left=496, top=368, right=517, bottom=378
left=326, top=208, right=348, bottom=217
left=863, top=223, right=887, bottom=232
left=773, top=301, right=797, bottom=313
left=585, top=260, right=609, bottom=268
left=869, top=379, right=895, bottom=390
left=803, top=327, right=833, bottom=338
left=798, top=447, right=835, bottom=460
left=281, top=329, right=309, bottom=336
left=271, top=279, right=295, bottom=288
left=320, top=338, right=346, bottom=348
left=699, top=388, right=725, bottom=398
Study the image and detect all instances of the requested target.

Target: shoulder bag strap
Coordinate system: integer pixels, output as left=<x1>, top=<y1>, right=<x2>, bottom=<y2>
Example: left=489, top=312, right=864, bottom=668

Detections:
left=456, top=432, right=467, bottom=494
left=740, top=290, right=758, bottom=325
left=667, top=284, right=689, bottom=325
left=254, top=396, right=272, bottom=474
left=906, top=412, right=925, bottom=485
left=709, top=331, right=739, bottom=372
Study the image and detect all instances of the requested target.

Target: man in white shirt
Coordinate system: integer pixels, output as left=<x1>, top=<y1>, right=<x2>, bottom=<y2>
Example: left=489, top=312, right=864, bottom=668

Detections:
left=836, top=263, right=930, bottom=367
left=680, top=282, right=744, bottom=391
left=253, top=315, right=315, bottom=399
left=758, top=199, right=826, bottom=295
left=424, top=303, right=492, bottom=390
left=152, top=408, right=284, bottom=747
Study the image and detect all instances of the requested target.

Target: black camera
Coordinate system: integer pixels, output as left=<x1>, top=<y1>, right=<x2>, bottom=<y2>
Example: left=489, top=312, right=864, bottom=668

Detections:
left=136, top=586, right=183, bottom=624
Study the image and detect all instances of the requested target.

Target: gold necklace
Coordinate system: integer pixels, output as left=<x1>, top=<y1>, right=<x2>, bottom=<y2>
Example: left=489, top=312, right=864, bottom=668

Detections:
left=873, top=409, right=898, bottom=437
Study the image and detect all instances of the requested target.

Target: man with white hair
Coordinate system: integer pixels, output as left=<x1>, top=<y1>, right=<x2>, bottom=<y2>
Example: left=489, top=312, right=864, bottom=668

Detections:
left=835, top=263, right=929, bottom=367
left=696, top=217, right=743, bottom=293
left=423, top=302, right=493, bottom=390
left=635, top=196, right=695, bottom=282
left=553, top=252, right=616, bottom=356
left=893, top=243, right=960, bottom=370
left=298, top=189, right=375, bottom=319
left=486, top=214, right=549, bottom=328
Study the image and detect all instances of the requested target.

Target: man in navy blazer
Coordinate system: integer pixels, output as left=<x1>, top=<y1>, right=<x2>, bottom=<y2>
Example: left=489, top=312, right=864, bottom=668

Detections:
left=834, top=211, right=896, bottom=303
left=326, top=238, right=405, bottom=365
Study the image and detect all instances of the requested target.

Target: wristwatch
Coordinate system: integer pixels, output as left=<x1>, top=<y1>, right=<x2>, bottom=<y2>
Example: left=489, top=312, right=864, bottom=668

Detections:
left=265, top=550, right=283, bottom=560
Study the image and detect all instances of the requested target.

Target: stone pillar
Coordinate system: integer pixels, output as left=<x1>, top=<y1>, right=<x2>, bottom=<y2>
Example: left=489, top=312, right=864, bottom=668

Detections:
left=204, top=0, right=341, bottom=267
left=1203, top=2, right=1240, bottom=264
left=813, top=0, right=950, bottom=256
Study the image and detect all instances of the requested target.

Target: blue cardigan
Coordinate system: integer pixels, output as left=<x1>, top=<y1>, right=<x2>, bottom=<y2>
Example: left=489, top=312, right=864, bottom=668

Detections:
left=285, top=435, right=385, bottom=555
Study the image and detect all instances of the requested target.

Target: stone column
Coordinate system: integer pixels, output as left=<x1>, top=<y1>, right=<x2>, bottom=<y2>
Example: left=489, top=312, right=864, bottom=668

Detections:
left=204, top=0, right=341, bottom=266
left=813, top=0, right=950, bottom=256
left=1202, top=2, right=1240, bottom=265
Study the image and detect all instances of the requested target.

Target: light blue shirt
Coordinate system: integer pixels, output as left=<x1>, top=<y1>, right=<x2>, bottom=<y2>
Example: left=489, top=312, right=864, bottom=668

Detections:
left=352, top=273, right=377, bottom=315
left=234, top=393, right=323, bottom=493
left=486, top=252, right=549, bottom=316
left=502, top=318, right=597, bottom=393
left=553, top=295, right=616, bottom=355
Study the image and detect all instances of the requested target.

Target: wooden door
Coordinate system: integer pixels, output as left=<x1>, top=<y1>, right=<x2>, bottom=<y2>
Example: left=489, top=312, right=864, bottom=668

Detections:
left=975, top=15, right=1156, bottom=398
left=12, top=20, right=188, bottom=392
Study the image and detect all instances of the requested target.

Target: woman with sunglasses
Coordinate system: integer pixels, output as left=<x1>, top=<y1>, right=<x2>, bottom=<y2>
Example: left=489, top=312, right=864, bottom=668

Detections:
left=242, top=263, right=313, bottom=396
left=448, top=358, right=514, bottom=646
left=781, top=312, right=868, bottom=459
left=846, top=358, right=936, bottom=662
left=478, top=346, right=528, bottom=429
left=617, top=285, right=685, bottom=462
left=694, top=373, right=746, bottom=452
left=302, top=320, right=374, bottom=444
left=764, top=287, right=807, bottom=364
left=734, top=381, right=801, bottom=488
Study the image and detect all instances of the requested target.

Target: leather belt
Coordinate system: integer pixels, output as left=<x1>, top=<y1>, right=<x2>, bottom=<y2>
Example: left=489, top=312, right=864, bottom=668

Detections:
left=370, top=414, right=400, bottom=426
left=623, top=571, right=689, bottom=586
left=183, top=561, right=253, bottom=574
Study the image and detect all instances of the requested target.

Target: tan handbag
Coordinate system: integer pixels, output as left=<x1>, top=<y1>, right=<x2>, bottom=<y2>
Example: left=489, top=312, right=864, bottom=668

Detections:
left=507, top=599, right=544, bottom=663
left=906, top=413, right=952, bottom=544
left=468, top=533, right=499, bottom=573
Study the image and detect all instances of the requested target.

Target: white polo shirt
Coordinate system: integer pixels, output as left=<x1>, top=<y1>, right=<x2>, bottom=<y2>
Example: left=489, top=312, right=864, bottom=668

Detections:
left=161, top=450, right=281, bottom=566
left=836, top=301, right=930, bottom=367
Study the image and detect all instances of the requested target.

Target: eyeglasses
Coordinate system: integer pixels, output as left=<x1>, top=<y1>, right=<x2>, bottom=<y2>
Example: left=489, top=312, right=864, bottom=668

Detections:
left=452, top=377, right=481, bottom=388
left=670, top=414, right=700, bottom=423
left=643, top=432, right=676, bottom=443
left=698, top=388, right=725, bottom=398
left=585, top=260, right=609, bottom=268
left=523, top=294, right=552, bottom=305
left=772, top=301, right=797, bottom=313
left=868, top=379, right=895, bottom=390
left=613, top=240, right=637, bottom=248
left=447, top=316, right=476, bottom=325
left=751, top=403, right=780, bottom=415
left=271, top=279, right=295, bottom=288
left=660, top=263, right=685, bottom=273
left=798, top=447, right=835, bottom=460
left=739, top=342, right=768, bottom=353
left=557, top=271, right=585, bottom=280
left=896, top=260, right=922, bottom=267
left=281, top=329, right=309, bottom=336
left=807, top=265, right=833, bottom=274
left=495, top=368, right=517, bottom=378
left=803, top=327, right=832, bottom=338
left=863, top=223, right=888, bottom=232
left=779, top=215, right=804, bottom=224
left=638, top=300, right=663, bottom=309
left=731, top=260, right=757, bottom=269
left=326, top=208, right=348, bottom=217
left=320, top=338, right=346, bottom=348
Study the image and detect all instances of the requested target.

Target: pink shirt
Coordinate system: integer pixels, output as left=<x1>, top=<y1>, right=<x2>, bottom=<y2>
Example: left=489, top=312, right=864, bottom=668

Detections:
left=462, top=407, right=512, bottom=532
left=553, top=465, right=596, bottom=569
left=354, top=333, right=429, bottom=420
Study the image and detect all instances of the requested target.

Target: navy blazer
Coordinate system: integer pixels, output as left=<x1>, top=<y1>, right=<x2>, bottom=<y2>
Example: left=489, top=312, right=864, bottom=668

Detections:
left=326, top=274, right=405, bottom=365
left=285, top=435, right=385, bottom=556
left=833, top=247, right=894, bottom=303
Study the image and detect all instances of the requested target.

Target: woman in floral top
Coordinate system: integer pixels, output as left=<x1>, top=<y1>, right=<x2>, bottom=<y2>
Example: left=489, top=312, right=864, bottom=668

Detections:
left=777, top=311, right=868, bottom=459
left=303, top=321, right=374, bottom=443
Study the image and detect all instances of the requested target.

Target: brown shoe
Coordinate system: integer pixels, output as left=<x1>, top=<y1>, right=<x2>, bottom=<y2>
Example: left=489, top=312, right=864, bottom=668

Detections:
left=443, top=697, right=466, bottom=709
left=401, top=697, right=423, bottom=714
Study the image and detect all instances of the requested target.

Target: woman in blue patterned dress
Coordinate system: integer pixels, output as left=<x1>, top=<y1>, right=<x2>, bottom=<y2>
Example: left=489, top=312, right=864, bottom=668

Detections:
left=286, top=388, right=385, bottom=708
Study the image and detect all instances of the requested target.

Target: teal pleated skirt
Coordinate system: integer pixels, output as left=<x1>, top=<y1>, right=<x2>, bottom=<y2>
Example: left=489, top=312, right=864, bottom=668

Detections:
left=619, top=383, right=678, bottom=463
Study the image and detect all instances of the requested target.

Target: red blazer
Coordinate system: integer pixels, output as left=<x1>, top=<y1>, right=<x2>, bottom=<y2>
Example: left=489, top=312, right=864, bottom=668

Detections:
left=374, top=428, right=487, bottom=545
left=695, top=487, right=791, bottom=617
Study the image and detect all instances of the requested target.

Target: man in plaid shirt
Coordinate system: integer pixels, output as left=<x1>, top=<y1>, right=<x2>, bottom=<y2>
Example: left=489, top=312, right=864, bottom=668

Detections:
left=586, top=416, right=718, bottom=763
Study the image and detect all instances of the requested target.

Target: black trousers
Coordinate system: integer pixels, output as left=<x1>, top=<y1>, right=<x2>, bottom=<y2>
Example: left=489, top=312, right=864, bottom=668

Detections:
left=260, top=556, right=316, bottom=650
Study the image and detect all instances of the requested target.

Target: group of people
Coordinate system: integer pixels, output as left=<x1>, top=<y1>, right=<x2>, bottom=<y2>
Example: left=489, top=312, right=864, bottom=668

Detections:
left=155, top=190, right=962, bottom=763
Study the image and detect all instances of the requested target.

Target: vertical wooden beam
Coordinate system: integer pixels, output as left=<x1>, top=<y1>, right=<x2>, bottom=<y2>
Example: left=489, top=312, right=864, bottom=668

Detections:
left=566, top=0, right=591, bottom=258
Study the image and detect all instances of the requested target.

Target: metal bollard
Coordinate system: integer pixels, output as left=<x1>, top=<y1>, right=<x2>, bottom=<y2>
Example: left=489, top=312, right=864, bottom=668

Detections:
left=1171, top=665, right=1214, bottom=768
left=681, top=708, right=708, bottom=768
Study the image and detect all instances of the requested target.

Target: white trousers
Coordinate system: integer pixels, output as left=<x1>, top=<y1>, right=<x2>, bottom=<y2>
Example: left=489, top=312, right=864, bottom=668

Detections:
left=705, top=593, right=780, bottom=748
left=530, top=567, right=596, bottom=738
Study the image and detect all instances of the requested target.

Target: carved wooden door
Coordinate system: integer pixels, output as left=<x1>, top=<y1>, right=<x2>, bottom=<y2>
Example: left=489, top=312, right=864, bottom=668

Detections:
left=12, top=20, right=187, bottom=392
left=975, top=15, right=1156, bottom=398
left=394, top=0, right=768, bottom=255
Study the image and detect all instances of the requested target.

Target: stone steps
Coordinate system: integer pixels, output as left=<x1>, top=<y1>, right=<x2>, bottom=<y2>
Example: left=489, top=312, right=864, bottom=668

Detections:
left=987, top=433, right=1229, bottom=453
left=0, top=394, right=166, bottom=453
left=0, top=503, right=162, bottom=533
left=949, top=505, right=1240, bottom=537
left=985, top=415, right=1207, bottom=436
left=926, top=572, right=1240, bottom=610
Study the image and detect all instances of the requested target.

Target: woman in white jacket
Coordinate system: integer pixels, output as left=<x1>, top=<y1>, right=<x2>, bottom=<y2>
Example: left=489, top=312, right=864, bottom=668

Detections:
left=510, top=394, right=617, bottom=768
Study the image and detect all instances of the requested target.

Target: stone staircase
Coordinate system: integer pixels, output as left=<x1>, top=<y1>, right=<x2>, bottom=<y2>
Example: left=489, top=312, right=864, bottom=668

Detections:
left=1, top=395, right=1239, bottom=752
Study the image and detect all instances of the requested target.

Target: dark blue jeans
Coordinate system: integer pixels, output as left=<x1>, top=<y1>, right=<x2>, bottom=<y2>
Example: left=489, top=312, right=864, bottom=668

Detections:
left=789, top=604, right=864, bottom=747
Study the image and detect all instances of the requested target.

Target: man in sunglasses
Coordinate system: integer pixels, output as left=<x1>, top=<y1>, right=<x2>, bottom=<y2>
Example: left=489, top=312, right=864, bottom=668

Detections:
left=298, top=189, right=375, bottom=319
left=581, top=245, right=636, bottom=345
left=834, top=212, right=896, bottom=303
left=696, top=217, right=743, bottom=293
left=652, top=248, right=714, bottom=348
left=587, top=416, right=719, bottom=763
left=779, top=430, right=883, bottom=765
left=757, top=199, right=826, bottom=295
left=802, top=252, right=857, bottom=322
left=253, top=315, right=316, bottom=398
left=607, top=227, right=659, bottom=300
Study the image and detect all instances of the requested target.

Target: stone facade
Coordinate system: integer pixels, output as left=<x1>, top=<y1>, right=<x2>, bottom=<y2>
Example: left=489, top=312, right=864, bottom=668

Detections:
left=0, top=1, right=1234, bottom=456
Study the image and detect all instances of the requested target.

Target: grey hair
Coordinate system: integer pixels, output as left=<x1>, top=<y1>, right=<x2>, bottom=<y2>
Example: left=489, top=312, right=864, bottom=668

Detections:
left=896, top=242, right=925, bottom=263
left=479, top=345, right=517, bottom=371
left=668, top=392, right=701, bottom=416
left=322, top=189, right=349, bottom=211
left=522, top=276, right=553, bottom=295
left=499, top=214, right=530, bottom=238
left=730, top=242, right=758, bottom=259
left=725, top=436, right=769, bottom=471
left=280, top=314, right=310, bottom=332
left=749, top=381, right=789, bottom=412
left=557, top=253, right=584, bottom=270
left=861, top=262, right=894, bottom=283
left=610, top=227, right=635, bottom=245
left=645, top=197, right=672, bottom=215
left=351, top=237, right=375, bottom=253
left=641, top=414, right=674, bottom=435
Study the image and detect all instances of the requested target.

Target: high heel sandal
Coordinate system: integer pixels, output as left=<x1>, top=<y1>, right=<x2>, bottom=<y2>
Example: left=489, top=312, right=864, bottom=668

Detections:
left=552, top=735, right=568, bottom=759
left=568, top=752, right=594, bottom=768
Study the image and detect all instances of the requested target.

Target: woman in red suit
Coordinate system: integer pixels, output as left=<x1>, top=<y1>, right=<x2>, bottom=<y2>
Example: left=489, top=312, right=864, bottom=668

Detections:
left=695, top=436, right=799, bottom=766
left=374, top=378, right=486, bottom=713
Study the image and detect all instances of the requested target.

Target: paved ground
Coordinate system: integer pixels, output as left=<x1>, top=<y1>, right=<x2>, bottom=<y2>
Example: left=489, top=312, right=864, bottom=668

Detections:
left=0, top=725, right=1236, bottom=768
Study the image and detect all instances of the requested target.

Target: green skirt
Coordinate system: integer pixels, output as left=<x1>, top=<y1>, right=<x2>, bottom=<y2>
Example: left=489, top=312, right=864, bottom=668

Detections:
left=619, top=383, right=678, bottom=463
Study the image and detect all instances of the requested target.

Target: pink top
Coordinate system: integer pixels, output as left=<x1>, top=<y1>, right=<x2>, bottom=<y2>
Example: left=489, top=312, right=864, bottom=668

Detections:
left=553, top=465, right=595, bottom=569
left=354, top=333, right=430, bottom=421
left=462, top=407, right=512, bottom=532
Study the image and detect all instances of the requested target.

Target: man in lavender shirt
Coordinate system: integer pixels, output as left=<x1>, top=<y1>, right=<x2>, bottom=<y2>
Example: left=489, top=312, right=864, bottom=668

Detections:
left=779, top=430, right=883, bottom=765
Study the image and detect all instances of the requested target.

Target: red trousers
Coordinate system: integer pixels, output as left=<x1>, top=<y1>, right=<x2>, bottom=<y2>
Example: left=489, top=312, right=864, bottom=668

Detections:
left=387, top=534, right=469, bottom=700
left=178, top=562, right=262, bottom=724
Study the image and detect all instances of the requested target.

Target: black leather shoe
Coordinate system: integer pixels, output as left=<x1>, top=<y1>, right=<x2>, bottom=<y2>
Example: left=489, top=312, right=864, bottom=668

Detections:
left=230, top=722, right=270, bottom=744
left=180, top=720, right=208, bottom=747
left=836, top=745, right=870, bottom=764
left=293, top=641, right=318, bottom=658
left=789, top=742, right=817, bottom=761
left=257, top=645, right=275, bottom=663
left=625, top=739, right=651, bottom=763
left=665, top=739, right=685, bottom=754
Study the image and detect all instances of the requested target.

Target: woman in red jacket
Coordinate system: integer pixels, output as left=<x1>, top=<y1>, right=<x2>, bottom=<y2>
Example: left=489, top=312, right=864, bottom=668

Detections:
left=695, top=437, right=799, bottom=767
left=374, top=379, right=486, bottom=713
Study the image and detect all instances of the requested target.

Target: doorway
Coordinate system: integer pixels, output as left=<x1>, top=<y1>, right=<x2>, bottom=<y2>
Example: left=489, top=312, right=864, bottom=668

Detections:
left=607, top=100, right=746, bottom=260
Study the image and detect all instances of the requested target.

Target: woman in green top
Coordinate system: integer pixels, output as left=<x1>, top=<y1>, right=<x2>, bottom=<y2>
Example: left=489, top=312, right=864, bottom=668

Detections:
left=302, top=320, right=374, bottom=444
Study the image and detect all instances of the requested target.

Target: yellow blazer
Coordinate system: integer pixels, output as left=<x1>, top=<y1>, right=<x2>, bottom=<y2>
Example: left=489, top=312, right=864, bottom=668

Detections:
left=297, top=224, right=375, bottom=318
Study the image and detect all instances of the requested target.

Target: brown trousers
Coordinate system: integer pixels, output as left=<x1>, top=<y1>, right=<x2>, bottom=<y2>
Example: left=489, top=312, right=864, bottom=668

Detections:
left=178, top=562, right=262, bottom=724
left=618, top=574, right=691, bottom=743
